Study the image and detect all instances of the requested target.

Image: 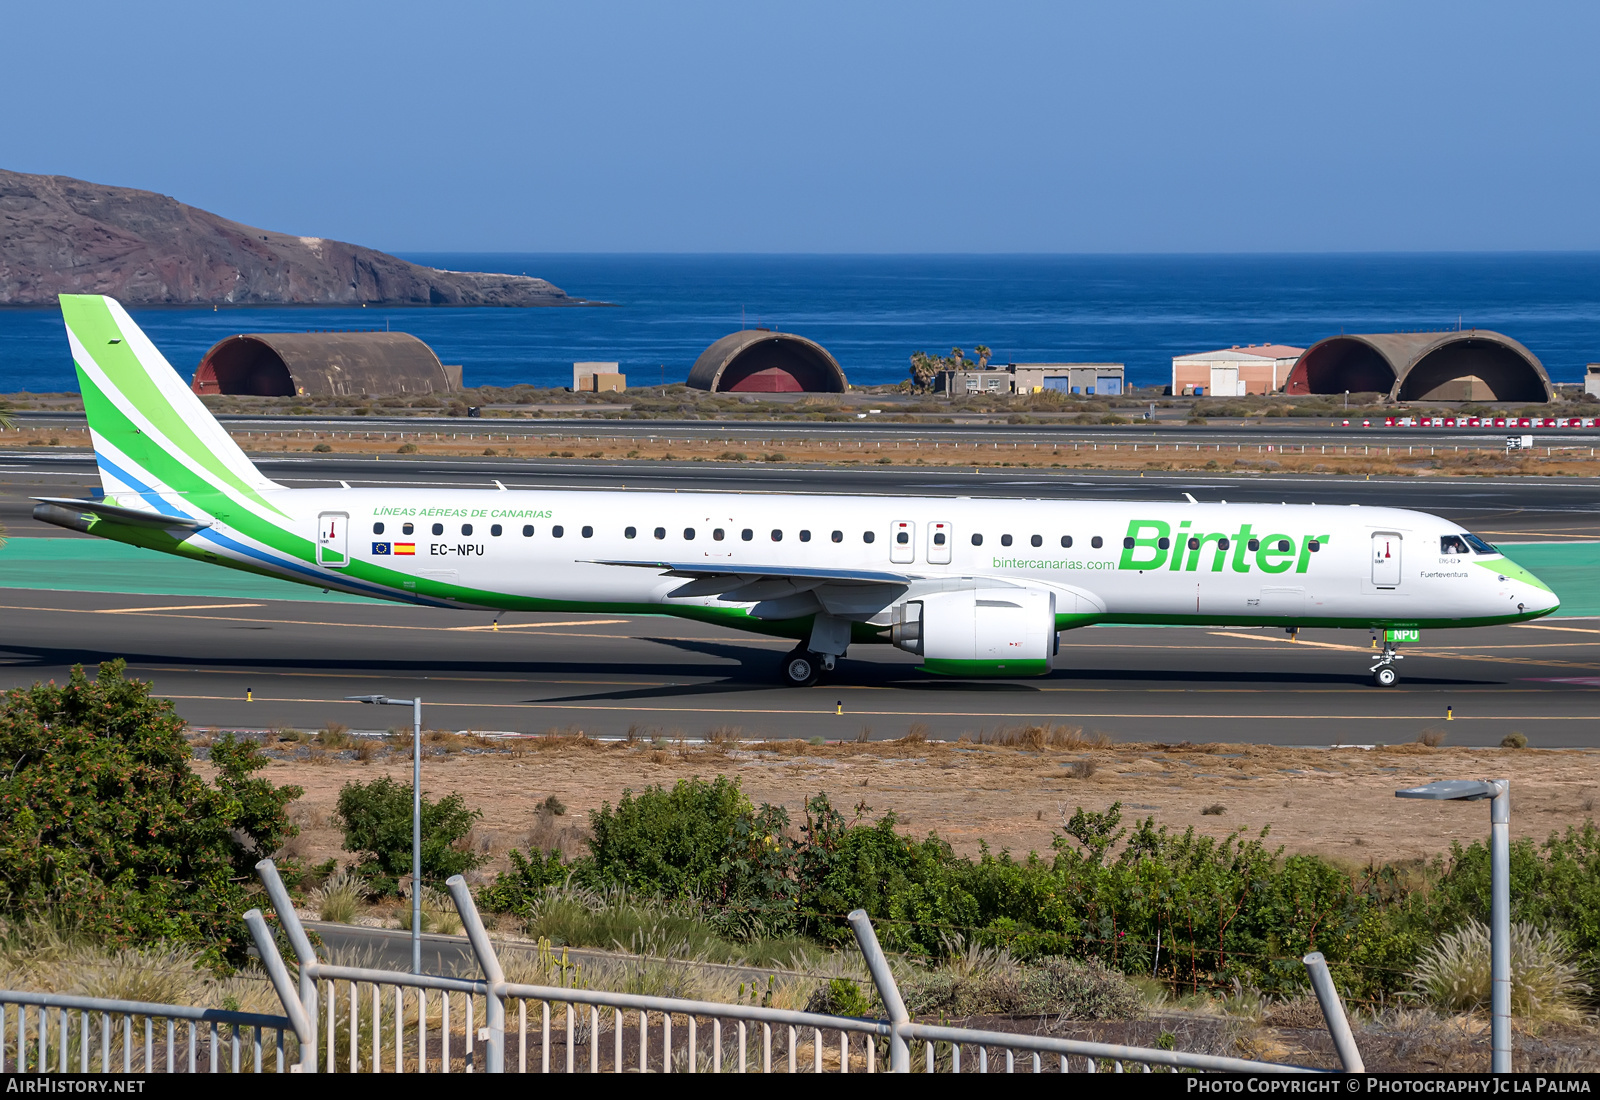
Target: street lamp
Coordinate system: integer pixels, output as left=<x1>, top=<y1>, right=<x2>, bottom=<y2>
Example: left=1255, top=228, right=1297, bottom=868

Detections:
left=348, top=694, right=424, bottom=974
left=1395, top=778, right=1510, bottom=1072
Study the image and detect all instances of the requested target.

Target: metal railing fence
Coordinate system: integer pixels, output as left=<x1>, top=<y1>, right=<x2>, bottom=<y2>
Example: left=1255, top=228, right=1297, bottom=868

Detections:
left=255, top=859, right=1359, bottom=1074
left=0, top=858, right=1364, bottom=1074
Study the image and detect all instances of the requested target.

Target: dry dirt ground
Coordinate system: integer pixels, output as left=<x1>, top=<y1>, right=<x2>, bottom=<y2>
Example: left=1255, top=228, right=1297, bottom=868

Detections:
left=197, top=732, right=1600, bottom=874
left=11, top=427, right=1600, bottom=477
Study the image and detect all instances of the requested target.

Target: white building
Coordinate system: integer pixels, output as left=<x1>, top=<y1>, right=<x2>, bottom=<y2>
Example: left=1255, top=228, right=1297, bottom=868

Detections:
left=1171, top=345, right=1303, bottom=397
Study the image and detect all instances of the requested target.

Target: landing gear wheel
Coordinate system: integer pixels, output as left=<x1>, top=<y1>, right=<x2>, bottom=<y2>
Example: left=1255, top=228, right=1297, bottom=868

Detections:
left=1373, top=666, right=1398, bottom=687
left=781, top=649, right=821, bottom=687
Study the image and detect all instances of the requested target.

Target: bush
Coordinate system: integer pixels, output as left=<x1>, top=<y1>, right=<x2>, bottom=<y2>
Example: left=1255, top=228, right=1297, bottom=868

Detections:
left=478, top=781, right=1600, bottom=1008
left=1410, top=920, right=1590, bottom=1020
left=0, top=661, right=301, bottom=964
left=396, top=442, right=418, bottom=454
left=309, top=869, right=368, bottom=923
left=311, top=442, right=332, bottom=452
left=335, top=776, right=484, bottom=895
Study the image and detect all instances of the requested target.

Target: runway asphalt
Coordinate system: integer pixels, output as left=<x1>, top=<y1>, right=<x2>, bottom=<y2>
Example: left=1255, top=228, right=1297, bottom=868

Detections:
left=5, top=449, right=1600, bottom=540
left=17, top=408, right=1600, bottom=447
left=1, top=453, right=1597, bottom=747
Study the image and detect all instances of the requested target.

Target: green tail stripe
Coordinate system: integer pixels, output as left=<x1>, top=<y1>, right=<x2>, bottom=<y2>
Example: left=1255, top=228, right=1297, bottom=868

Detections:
left=61, top=296, right=283, bottom=516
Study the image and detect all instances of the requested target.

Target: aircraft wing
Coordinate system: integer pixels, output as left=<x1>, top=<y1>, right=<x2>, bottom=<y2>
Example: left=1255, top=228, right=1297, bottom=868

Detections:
left=585, top=559, right=913, bottom=616
left=32, top=496, right=212, bottom=531
left=587, top=560, right=912, bottom=586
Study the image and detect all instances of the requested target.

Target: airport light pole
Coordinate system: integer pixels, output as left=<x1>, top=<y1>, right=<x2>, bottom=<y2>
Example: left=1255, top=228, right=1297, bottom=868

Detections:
left=348, top=693, right=424, bottom=974
left=1395, top=778, right=1510, bottom=1072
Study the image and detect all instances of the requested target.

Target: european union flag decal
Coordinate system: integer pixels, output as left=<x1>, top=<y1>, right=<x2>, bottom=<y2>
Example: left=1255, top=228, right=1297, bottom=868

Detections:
left=372, top=542, right=391, bottom=555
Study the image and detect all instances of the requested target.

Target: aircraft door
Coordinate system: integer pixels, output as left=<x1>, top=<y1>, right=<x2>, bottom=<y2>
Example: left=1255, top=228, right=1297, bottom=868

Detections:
left=890, top=520, right=916, bottom=564
left=927, top=521, right=952, bottom=564
left=1371, top=532, right=1401, bottom=588
left=318, top=512, right=349, bottom=567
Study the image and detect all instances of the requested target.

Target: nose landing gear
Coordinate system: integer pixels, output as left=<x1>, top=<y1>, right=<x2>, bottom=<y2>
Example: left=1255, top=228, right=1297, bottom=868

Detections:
left=1370, top=636, right=1403, bottom=687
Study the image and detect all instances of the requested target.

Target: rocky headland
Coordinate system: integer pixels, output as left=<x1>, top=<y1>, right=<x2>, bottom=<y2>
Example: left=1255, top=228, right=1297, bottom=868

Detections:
left=0, top=169, right=575, bottom=307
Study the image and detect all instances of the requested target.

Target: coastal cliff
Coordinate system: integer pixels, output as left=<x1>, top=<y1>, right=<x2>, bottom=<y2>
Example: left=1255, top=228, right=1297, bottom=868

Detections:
left=0, top=169, right=574, bottom=307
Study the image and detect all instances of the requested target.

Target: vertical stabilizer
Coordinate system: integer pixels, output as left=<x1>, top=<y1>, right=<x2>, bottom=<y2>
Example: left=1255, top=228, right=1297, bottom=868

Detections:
left=59, top=295, right=284, bottom=511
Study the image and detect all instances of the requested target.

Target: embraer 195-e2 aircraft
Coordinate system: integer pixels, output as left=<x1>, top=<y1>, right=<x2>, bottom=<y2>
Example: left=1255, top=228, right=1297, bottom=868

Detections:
left=34, top=296, right=1561, bottom=688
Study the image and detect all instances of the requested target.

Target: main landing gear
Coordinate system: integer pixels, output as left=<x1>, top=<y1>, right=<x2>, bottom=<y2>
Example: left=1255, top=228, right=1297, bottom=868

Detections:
left=1370, top=637, right=1403, bottom=687
left=781, top=647, right=836, bottom=687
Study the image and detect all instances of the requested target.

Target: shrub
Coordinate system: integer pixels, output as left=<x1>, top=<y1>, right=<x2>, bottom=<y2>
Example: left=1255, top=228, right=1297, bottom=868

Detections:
left=1501, top=732, right=1528, bottom=749
left=309, top=869, right=369, bottom=923
left=396, top=442, right=418, bottom=454
left=397, top=886, right=461, bottom=935
left=311, top=443, right=332, bottom=452
left=335, top=776, right=484, bottom=895
left=0, top=661, right=301, bottom=964
left=1410, top=920, right=1591, bottom=1020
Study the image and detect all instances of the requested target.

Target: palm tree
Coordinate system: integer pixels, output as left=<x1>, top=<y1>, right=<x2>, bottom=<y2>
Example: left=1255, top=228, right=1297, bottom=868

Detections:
left=974, top=345, right=992, bottom=370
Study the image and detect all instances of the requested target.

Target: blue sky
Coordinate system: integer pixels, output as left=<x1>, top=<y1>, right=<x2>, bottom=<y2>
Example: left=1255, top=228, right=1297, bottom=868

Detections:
left=6, top=1, right=1597, bottom=253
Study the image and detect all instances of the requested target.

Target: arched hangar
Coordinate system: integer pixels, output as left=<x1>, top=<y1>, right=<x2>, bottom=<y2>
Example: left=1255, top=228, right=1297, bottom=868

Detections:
left=688, top=330, right=847, bottom=393
left=191, top=332, right=461, bottom=397
left=1285, top=330, right=1551, bottom=403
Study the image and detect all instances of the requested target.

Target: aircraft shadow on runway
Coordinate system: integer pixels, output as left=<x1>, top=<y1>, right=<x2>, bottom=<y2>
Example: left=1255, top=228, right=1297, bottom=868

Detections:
left=0, top=639, right=1502, bottom=700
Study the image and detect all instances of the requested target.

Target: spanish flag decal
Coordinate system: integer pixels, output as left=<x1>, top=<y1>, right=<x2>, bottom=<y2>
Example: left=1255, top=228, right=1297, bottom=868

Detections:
left=394, top=543, right=416, bottom=555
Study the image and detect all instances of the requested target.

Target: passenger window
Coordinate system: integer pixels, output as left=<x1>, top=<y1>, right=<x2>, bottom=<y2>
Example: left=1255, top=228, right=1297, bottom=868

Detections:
left=523, top=525, right=534, bottom=537
left=1218, top=538, right=1230, bottom=550
left=625, top=526, right=637, bottom=539
left=1000, top=534, right=1013, bottom=547
left=971, top=533, right=983, bottom=546
left=654, top=527, right=666, bottom=540
left=462, top=523, right=474, bottom=536
left=1275, top=539, right=1290, bottom=552
left=1158, top=537, right=1170, bottom=550
left=1030, top=535, right=1041, bottom=547
left=684, top=528, right=696, bottom=540
left=1122, top=537, right=1134, bottom=549
left=713, top=528, right=725, bottom=541
left=800, top=530, right=811, bottom=542
left=1091, top=536, right=1103, bottom=549
left=403, top=522, right=414, bottom=535
left=934, top=532, right=946, bottom=546
left=552, top=525, right=565, bottom=538
left=432, top=523, right=444, bottom=536
left=863, top=531, right=876, bottom=544
left=373, top=522, right=385, bottom=535
left=582, top=526, right=594, bottom=538
left=771, top=529, right=783, bottom=542
left=1188, top=537, right=1200, bottom=550
left=741, top=529, right=753, bottom=541
left=1308, top=539, right=1320, bottom=552
left=1060, top=535, right=1072, bottom=548
left=491, top=524, right=502, bottom=537
left=831, top=530, right=843, bottom=543
left=897, top=531, right=910, bottom=545
left=1247, top=538, right=1260, bottom=551
left=1440, top=535, right=1470, bottom=555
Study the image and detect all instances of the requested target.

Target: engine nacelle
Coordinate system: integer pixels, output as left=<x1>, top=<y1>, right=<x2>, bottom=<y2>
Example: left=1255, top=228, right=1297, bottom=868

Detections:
left=891, top=588, right=1056, bottom=677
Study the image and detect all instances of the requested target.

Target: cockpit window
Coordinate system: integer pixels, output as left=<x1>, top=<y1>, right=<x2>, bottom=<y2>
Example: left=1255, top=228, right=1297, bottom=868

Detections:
left=1464, top=533, right=1498, bottom=555
left=1440, top=535, right=1471, bottom=555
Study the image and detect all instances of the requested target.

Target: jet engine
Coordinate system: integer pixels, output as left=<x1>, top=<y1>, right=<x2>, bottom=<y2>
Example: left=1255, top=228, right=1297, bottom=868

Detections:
left=891, top=588, right=1056, bottom=676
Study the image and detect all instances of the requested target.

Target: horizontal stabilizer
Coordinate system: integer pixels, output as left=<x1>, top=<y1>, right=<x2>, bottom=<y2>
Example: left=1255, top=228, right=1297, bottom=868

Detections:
left=32, top=496, right=211, bottom=531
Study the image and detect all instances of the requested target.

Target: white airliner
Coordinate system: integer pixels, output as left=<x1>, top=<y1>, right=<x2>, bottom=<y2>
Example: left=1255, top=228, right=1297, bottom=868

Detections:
left=33, top=295, right=1560, bottom=688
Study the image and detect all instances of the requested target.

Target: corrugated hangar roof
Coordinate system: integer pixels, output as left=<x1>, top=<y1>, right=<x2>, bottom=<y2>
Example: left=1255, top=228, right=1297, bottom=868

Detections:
left=1285, top=330, right=1550, bottom=402
left=192, top=331, right=459, bottom=397
left=688, top=330, right=847, bottom=393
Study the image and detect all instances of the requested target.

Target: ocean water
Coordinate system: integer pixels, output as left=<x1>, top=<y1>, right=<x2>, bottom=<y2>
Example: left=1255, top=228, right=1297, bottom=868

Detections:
left=3, top=253, right=1599, bottom=394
